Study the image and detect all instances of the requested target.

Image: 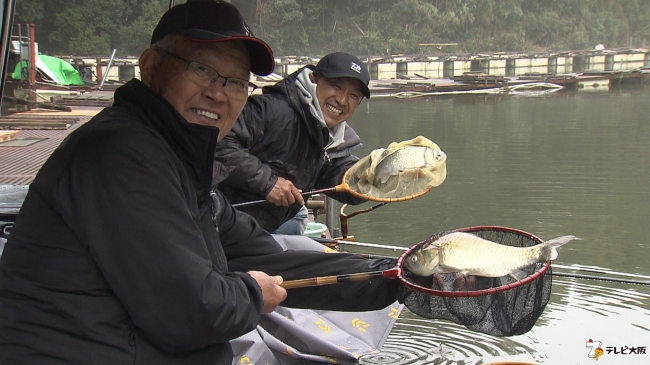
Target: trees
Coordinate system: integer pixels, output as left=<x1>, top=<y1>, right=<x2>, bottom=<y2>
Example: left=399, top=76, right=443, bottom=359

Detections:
left=14, top=0, right=166, bottom=57
left=13, top=0, right=650, bottom=58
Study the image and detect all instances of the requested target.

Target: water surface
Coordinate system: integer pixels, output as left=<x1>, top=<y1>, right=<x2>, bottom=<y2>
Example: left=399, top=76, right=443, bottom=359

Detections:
left=332, top=87, right=650, bottom=364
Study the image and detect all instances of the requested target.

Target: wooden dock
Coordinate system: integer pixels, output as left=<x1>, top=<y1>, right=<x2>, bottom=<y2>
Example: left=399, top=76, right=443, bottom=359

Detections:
left=366, top=69, right=648, bottom=96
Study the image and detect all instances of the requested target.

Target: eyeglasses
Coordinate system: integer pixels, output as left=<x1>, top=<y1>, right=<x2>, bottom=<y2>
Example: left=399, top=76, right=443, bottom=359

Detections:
left=156, top=49, right=257, bottom=98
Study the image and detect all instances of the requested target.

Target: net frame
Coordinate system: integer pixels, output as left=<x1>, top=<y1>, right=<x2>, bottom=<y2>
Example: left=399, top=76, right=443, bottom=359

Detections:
left=336, top=167, right=436, bottom=203
left=343, top=136, right=447, bottom=203
left=280, top=226, right=551, bottom=336
left=395, top=225, right=550, bottom=297
left=394, top=225, right=552, bottom=336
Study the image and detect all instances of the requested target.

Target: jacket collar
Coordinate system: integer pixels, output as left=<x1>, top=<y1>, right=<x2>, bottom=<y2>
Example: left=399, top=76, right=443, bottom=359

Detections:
left=113, top=79, right=220, bottom=199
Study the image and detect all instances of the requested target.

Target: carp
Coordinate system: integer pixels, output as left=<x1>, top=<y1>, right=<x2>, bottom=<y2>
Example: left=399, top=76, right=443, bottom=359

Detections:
left=404, top=231, right=579, bottom=278
left=373, top=145, right=446, bottom=185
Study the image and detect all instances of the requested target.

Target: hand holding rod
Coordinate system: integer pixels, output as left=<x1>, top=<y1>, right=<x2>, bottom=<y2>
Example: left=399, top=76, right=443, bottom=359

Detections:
left=232, top=186, right=342, bottom=208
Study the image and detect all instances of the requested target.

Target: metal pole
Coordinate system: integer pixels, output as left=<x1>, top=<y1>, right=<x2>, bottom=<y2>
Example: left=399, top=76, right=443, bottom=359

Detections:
left=28, top=24, right=36, bottom=101
left=99, top=48, right=116, bottom=89
left=325, top=197, right=341, bottom=238
left=0, top=0, right=16, bottom=106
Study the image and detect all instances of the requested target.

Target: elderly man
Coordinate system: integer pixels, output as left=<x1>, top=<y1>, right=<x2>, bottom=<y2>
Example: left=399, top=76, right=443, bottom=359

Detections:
left=215, top=52, right=371, bottom=235
left=0, top=1, right=398, bottom=364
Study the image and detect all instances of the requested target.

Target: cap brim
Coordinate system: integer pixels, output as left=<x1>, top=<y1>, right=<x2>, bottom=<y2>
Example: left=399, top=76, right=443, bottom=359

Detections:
left=319, top=70, right=371, bottom=99
left=178, top=30, right=275, bottom=76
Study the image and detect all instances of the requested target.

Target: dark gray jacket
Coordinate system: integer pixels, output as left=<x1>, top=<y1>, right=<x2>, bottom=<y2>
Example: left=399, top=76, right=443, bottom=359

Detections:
left=215, top=66, right=365, bottom=232
left=0, top=79, right=397, bottom=365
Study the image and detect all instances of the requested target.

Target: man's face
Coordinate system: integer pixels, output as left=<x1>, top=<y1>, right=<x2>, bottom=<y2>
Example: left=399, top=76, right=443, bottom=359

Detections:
left=311, top=74, right=365, bottom=128
left=143, top=39, right=251, bottom=141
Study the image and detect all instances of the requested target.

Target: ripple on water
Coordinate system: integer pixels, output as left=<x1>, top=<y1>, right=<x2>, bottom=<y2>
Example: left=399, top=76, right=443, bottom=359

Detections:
left=369, top=275, right=650, bottom=364
left=360, top=311, right=541, bottom=364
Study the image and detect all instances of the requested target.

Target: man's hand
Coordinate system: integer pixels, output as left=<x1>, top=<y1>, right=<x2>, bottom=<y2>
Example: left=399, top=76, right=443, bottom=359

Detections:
left=247, top=271, right=287, bottom=313
left=266, top=177, right=305, bottom=206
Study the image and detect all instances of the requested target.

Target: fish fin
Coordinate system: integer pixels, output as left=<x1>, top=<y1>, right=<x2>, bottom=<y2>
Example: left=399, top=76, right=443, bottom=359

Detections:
left=541, top=235, right=581, bottom=261
left=438, top=264, right=463, bottom=274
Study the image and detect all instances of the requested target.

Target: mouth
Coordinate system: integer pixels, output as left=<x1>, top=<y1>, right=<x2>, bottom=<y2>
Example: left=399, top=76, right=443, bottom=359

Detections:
left=325, top=103, right=343, bottom=116
left=191, top=108, right=220, bottom=122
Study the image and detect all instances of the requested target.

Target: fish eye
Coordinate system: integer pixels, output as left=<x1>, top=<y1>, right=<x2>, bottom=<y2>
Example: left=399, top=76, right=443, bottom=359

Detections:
left=409, top=256, right=418, bottom=263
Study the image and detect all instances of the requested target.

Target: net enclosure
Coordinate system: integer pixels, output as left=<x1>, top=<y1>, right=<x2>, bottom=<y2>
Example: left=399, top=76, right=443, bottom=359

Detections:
left=395, top=226, right=552, bottom=337
left=344, top=136, right=447, bottom=202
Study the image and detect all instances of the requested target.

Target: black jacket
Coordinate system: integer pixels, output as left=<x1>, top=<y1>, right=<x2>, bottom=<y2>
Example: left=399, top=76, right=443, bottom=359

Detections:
left=0, top=79, right=397, bottom=365
left=215, top=66, right=365, bottom=232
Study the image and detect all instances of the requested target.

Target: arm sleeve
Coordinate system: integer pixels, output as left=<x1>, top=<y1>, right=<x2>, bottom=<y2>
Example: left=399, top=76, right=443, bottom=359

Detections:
left=317, top=154, right=367, bottom=205
left=218, top=189, right=399, bottom=312
left=56, top=129, right=264, bottom=352
left=228, top=249, right=400, bottom=311
left=214, top=104, right=276, bottom=196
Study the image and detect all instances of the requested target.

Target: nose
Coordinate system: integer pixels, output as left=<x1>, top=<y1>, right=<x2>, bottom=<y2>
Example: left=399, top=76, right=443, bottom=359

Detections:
left=334, top=91, right=351, bottom=106
left=202, top=78, right=228, bottom=101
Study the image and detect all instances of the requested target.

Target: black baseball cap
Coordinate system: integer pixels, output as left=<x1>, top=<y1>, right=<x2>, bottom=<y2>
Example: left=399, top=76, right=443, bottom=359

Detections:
left=313, top=52, right=371, bottom=99
left=151, top=0, right=275, bottom=76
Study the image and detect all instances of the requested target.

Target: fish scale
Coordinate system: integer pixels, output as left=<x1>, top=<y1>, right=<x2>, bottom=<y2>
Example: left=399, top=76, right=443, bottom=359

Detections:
left=405, top=232, right=579, bottom=278
left=373, top=145, right=444, bottom=185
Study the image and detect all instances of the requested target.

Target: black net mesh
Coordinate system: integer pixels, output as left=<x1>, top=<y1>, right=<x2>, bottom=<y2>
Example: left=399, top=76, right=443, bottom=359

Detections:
left=396, top=227, right=552, bottom=337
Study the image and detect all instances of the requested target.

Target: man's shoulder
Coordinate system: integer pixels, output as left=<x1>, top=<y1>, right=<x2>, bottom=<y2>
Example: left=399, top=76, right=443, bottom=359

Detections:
left=242, top=92, right=298, bottom=122
left=71, top=107, right=163, bottom=155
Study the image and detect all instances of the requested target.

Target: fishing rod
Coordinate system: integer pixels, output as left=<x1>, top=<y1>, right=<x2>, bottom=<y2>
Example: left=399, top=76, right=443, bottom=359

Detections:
left=550, top=272, right=650, bottom=286
left=311, top=237, right=650, bottom=287
left=232, top=164, right=437, bottom=208
left=232, top=186, right=347, bottom=208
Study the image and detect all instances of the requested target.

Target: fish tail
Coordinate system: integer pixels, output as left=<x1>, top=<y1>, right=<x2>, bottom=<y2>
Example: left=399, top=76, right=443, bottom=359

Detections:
left=540, top=235, right=580, bottom=261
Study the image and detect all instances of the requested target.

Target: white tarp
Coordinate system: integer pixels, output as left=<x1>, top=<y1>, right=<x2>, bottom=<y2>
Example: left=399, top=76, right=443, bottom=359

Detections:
left=230, top=234, right=403, bottom=365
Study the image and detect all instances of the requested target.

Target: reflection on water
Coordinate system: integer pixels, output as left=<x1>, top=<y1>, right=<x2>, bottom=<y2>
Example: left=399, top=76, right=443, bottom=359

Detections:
left=339, top=88, right=650, bottom=364
left=356, top=276, right=650, bottom=365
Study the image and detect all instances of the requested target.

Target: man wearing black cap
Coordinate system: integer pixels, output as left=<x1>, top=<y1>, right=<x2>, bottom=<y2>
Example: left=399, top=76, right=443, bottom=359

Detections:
left=0, top=1, right=397, bottom=364
left=215, top=52, right=372, bottom=235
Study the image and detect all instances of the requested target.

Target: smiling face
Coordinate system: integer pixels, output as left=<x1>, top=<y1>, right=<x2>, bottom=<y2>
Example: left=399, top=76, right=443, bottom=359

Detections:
left=310, top=74, right=365, bottom=128
left=140, top=38, right=251, bottom=141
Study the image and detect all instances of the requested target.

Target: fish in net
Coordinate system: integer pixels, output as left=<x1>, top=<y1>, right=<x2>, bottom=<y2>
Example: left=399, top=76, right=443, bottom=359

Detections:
left=396, top=226, right=555, bottom=337
left=344, top=135, right=447, bottom=202
left=281, top=226, right=560, bottom=337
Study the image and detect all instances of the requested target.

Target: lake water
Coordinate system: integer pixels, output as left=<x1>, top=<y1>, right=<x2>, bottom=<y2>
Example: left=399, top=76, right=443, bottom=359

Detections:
left=330, top=86, right=650, bottom=364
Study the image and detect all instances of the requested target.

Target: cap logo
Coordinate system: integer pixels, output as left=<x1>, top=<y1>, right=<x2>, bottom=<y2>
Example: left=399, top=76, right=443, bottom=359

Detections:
left=242, top=21, right=254, bottom=37
left=350, top=62, right=362, bottom=75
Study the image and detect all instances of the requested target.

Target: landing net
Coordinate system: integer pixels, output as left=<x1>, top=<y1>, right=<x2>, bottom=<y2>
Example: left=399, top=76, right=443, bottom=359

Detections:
left=344, top=136, right=447, bottom=202
left=395, top=226, right=552, bottom=337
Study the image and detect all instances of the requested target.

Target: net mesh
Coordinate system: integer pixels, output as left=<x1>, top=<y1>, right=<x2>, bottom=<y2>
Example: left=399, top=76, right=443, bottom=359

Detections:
left=344, top=136, right=447, bottom=201
left=396, top=227, right=552, bottom=337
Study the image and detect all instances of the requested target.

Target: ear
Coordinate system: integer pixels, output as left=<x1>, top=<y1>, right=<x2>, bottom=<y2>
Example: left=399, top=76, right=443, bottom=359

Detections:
left=309, top=72, right=317, bottom=84
left=139, top=48, right=160, bottom=86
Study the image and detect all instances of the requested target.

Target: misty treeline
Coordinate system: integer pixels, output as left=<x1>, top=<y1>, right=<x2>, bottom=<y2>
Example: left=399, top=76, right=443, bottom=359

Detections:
left=14, top=0, right=650, bottom=58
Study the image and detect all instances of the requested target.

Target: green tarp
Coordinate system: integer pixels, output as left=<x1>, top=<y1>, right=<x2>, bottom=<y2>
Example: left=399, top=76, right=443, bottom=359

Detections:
left=12, top=54, right=84, bottom=86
